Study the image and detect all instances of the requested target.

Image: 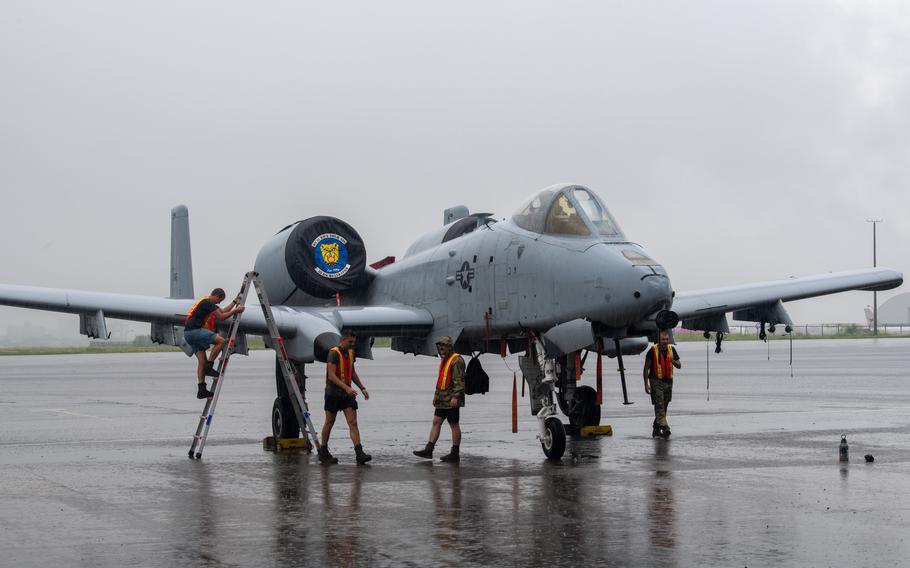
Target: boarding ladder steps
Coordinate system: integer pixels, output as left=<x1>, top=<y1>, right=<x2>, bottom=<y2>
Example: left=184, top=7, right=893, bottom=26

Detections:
left=188, top=271, right=321, bottom=459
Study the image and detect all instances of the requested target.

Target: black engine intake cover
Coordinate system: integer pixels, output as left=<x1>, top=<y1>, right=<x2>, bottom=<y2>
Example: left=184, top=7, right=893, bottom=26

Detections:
left=254, top=216, right=368, bottom=305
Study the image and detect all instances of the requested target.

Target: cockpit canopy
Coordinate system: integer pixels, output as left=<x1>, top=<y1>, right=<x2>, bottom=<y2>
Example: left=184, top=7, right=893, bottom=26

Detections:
left=512, top=185, right=625, bottom=239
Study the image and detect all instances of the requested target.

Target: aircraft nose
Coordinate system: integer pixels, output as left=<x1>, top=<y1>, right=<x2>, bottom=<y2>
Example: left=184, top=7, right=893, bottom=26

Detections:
left=633, top=266, right=673, bottom=315
left=583, top=244, right=674, bottom=327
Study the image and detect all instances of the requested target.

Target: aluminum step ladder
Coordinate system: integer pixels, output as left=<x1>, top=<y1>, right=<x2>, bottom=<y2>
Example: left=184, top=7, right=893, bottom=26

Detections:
left=189, top=271, right=321, bottom=459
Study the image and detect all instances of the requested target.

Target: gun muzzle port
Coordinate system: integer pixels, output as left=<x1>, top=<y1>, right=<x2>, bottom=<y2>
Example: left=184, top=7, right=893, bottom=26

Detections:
left=655, top=310, right=679, bottom=330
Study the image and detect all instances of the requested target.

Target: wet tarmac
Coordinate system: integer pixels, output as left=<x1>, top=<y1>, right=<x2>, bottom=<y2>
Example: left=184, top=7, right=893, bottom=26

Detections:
left=1, top=338, right=908, bottom=567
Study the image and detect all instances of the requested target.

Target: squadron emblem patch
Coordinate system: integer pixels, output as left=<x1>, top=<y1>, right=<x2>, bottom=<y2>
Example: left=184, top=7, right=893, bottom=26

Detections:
left=311, top=233, right=351, bottom=279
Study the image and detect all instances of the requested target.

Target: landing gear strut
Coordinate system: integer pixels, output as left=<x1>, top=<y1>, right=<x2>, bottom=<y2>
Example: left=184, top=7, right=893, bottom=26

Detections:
left=615, top=338, right=633, bottom=405
left=529, top=336, right=566, bottom=461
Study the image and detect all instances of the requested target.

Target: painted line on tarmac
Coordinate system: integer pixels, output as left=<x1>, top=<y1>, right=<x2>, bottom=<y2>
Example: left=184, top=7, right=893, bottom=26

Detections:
left=0, top=436, right=188, bottom=447
left=31, top=408, right=114, bottom=421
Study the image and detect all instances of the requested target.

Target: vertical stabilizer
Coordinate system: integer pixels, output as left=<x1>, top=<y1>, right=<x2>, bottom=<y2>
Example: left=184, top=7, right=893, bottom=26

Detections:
left=170, top=205, right=194, bottom=299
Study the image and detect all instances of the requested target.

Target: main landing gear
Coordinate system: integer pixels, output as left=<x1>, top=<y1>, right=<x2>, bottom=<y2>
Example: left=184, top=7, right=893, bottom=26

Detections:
left=271, top=356, right=307, bottom=441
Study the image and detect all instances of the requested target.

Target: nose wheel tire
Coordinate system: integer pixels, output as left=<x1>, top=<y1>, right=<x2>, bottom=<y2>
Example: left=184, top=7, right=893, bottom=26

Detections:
left=541, top=416, right=566, bottom=461
left=272, top=397, right=300, bottom=439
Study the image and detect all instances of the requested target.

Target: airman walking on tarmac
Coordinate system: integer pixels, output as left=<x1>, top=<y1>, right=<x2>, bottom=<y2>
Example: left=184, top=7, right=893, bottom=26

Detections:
left=643, top=329, right=681, bottom=439
left=414, top=335, right=466, bottom=463
left=319, top=329, right=372, bottom=465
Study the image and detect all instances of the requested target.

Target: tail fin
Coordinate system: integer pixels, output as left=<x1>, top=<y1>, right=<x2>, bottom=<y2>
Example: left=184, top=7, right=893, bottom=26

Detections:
left=170, top=205, right=194, bottom=299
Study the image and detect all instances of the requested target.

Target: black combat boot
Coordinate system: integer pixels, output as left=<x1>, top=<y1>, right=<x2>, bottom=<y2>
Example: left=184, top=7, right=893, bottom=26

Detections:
left=196, top=382, right=212, bottom=399
left=661, top=427, right=671, bottom=439
left=439, top=445, right=460, bottom=463
left=652, top=425, right=660, bottom=438
left=413, top=441, right=435, bottom=459
left=318, top=446, right=338, bottom=464
left=354, top=444, right=372, bottom=464
left=204, top=361, right=220, bottom=378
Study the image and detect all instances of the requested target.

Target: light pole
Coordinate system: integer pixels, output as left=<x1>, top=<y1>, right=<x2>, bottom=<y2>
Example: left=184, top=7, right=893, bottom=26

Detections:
left=866, top=219, right=883, bottom=335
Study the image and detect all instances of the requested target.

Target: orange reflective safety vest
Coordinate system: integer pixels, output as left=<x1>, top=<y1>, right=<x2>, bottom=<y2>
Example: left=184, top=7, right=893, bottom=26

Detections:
left=652, top=345, right=675, bottom=379
left=186, top=297, right=216, bottom=331
left=436, top=353, right=463, bottom=390
left=330, top=347, right=356, bottom=386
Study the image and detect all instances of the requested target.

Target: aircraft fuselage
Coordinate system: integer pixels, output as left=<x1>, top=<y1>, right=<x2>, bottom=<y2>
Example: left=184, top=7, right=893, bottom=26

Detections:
left=364, top=218, right=673, bottom=352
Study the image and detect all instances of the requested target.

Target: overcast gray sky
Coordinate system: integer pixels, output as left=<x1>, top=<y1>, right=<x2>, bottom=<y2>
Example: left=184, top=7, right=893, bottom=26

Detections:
left=1, top=1, right=908, bottom=339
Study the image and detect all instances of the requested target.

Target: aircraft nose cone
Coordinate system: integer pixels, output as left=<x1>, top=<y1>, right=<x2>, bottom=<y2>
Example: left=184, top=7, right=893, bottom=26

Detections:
left=634, top=267, right=673, bottom=315
left=584, top=244, right=674, bottom=327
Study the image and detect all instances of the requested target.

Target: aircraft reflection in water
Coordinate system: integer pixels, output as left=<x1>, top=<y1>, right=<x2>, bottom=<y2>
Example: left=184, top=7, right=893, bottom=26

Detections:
left=0, top=184, right=902, bottom=460
left=164, top=457, right=677, bottom=566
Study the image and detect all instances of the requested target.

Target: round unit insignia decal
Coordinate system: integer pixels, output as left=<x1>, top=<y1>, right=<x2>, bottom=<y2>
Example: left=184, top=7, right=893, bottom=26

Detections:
left=311, top=233, right=351, bottom=279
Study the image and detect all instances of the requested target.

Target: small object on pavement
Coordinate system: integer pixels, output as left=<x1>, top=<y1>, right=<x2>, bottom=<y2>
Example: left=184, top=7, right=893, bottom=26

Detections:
left=864, top=454, right=874, bottom=463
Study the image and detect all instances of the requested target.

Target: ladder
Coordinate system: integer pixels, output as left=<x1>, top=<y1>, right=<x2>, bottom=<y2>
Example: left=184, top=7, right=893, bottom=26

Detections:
left=188, top=271, right=322, bottom=459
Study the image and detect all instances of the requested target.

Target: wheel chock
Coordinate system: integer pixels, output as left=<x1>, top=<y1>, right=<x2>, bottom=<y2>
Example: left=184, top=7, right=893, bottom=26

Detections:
left=262, top=436, right=312, bottom=452
left=580, top=425, right=613, bottom=437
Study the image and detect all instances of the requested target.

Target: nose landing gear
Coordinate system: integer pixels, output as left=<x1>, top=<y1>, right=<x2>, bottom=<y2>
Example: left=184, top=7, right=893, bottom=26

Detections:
left=540, top=416, right=566, bottom=460
left=522, top=336, right=566, bottom=461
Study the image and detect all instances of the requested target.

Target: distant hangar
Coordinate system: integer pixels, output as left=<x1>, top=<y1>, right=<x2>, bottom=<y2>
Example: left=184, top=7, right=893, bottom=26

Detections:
left=871, top=293, right=910, bottom=325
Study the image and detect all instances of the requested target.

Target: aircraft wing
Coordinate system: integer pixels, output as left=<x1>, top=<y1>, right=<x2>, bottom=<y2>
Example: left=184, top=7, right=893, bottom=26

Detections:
left=0, top=283, right=433, bottom=361
left=672, top=268, right=903, bottom=332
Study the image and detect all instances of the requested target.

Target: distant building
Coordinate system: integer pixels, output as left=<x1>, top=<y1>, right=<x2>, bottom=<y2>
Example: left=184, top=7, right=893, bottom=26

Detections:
left=871, top=293, right=910, bottom=325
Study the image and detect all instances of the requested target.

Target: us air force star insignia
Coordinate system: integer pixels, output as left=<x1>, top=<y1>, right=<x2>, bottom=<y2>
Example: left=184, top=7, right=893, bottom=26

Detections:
left=455, top=261, right=475, bottom=290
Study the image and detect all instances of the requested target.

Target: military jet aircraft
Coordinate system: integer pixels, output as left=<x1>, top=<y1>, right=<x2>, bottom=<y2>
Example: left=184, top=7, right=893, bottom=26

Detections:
left=0, top=184, right=902, bottom=460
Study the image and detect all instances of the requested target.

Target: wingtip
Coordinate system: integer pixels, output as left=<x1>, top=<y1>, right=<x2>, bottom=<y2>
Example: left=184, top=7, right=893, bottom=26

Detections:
left=868, top=267, right=903, bottom=291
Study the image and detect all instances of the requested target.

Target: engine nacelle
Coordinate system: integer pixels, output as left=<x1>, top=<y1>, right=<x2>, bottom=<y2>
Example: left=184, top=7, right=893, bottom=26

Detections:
left=254, top=216, right=369, bottom=306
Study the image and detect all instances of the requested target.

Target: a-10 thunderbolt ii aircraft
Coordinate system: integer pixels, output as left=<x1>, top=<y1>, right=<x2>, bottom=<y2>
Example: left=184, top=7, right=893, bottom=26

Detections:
left=0, top=184, right=902, bottom=460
